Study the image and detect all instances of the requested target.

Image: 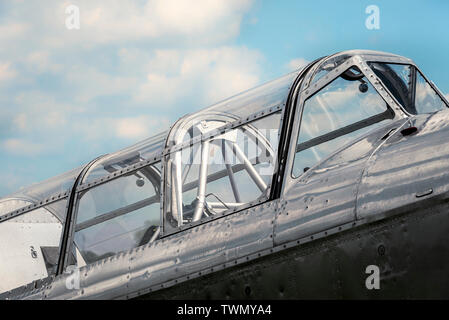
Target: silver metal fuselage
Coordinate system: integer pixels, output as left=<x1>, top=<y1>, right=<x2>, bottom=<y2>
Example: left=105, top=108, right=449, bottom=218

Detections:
left=2, top=50, right=449, bottom=299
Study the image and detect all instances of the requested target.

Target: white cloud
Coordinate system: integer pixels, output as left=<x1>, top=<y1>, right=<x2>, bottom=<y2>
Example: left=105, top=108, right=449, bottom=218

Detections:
left=23, top=51, right=62, bottom=74
left=64, top=66, right=139, bottom=103
left=2, top=138, right=45, bottom=156
left=12, top=91, right=73, bottom=133
left=70, top=115, right=170, bottom=143
left=0, top=62, right=17, bottom=82
left=0, top=0, right=252, bottom=49
left=0, top=171, right=32, bottom=198
left=0, top=0, right=263, bottom=196
left=0, top=1, right=261, bottom=108
left=288, top=57, right=309, bottom=71
left=0, top=23, right=28, bottom=41
left=133, top=46, right=263, bottom=107
left=80, top=0, right=251, bottom=44
left=5, top=89, right=170, bottom=147
left=13, top=113, right=28, bottom=131
left=114, top=116, right=170, bottom=140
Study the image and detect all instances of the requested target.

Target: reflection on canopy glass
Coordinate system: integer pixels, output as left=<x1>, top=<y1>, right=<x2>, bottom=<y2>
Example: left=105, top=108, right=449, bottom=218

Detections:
left=368, top=62, right=448, bottom=115
left=293, top=66, right=394, bottom=177
left=73, top=163, right=161, bottom=265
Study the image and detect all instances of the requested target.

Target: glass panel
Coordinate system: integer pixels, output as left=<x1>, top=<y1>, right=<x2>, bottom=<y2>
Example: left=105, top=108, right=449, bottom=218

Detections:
left=0, top=200, right=66, bottom=293
left=2, top=166, right=81, bottom=204
left=415, top=72, right=447, bottom=114
left=309, top=54, right=351, bottom=86
left=388, top=64, right=412, bottom=89
left=83, top=131, right=166, bottom=184
left=73, top=162, right=161, bottom=265
left=0, top=198, right=33, bottom=216
left=0, top=197, right=68, bottom=224
left=165, top=113, right=281, bottom=233
left=202, top=73, right=295, bottom=118
left=167, top=72, right=297, bottom=146
left=368, top=62, right=448, bottom=114
left=293, top=66, right=394, bottom=177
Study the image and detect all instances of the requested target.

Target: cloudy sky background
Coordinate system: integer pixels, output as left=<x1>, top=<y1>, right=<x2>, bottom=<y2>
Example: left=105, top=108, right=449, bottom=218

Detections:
left=1, top=0, right=449, bottom=197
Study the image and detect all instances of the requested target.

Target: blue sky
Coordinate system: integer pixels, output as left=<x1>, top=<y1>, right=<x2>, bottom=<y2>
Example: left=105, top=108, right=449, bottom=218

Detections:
left=1, top=0, right=448, bottom=198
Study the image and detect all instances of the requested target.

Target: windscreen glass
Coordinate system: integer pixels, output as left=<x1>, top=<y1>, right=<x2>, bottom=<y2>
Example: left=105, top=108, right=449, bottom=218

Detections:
left=368, top=62, right=448, bottom=114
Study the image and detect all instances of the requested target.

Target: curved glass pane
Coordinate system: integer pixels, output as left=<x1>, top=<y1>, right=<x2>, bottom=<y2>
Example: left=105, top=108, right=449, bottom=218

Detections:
left=415, top=72, right=447, bottom=113
left=293, top=66, right=394, bottom=177
left=83, top=131, right=167, bottom=184
left=167, top=71, right=299, bottom=147
left=308, top=50, right=409, bottom=88
left=0, top=198, right=33, bottom=216
left=0, top=198, right=69, bottom=224
left=73, top=162, right=161, bottom=265
left=309, top=54, right=351, bottom=86
left=368, top=62, right=448, bottom=115
left=2, top=166, right=82, bottom=204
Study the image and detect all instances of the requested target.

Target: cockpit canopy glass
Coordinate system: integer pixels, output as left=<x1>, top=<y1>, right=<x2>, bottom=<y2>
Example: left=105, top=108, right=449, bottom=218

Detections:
left=73, top=161, right=162, bottom=266
left=293, top=65, right=395, bottom=177
left=0, top=166, right=82, bottom=216
left=82, top=131, right=167, bottom=184
left=368, top=62, right=448, bottom=115
left=166, top=71, right=299, bottom=148
left=309, top=54, right=351, bottom=86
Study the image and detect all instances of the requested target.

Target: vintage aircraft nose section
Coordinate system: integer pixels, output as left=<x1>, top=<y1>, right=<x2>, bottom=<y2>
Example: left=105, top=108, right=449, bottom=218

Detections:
left=276, top=49, right=449, bottom=246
